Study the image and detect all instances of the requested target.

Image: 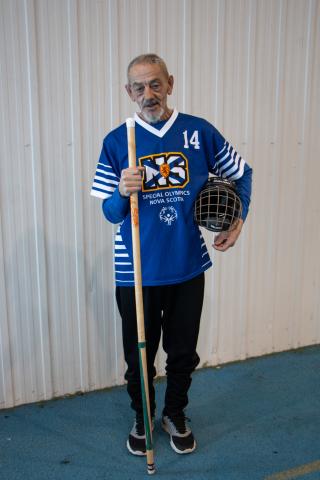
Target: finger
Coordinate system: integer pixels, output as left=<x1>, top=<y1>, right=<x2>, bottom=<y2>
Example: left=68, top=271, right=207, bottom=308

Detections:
left=214, top=238, right=224, bottom=247
left=213, top=241, right=233, bottom=252
left=121, top=185, right=141, bottom=197
left=122, top=172, right=144, bottom=184
left=213, top=233, right=235, bottom=251
left=131, top=169, right=144, bottom=177
left=122, top=184, right=142, bottom=194
left=125, top=167, right=145, bottom=176
left=119, top=172, right=143, bottom=196
left=121, top=176, right=143, bottom=193
left=123, top=178, right=143, bottom=186
left=213, top=233, right=227, bottom=246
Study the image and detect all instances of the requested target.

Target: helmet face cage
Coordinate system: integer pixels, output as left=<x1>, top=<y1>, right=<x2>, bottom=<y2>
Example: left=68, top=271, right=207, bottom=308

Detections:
left=194, top=177, right=242, bottom=232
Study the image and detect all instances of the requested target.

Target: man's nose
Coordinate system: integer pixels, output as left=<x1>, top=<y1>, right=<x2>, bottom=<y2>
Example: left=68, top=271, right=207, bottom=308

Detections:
left=144, top=84, right=154, bottom=99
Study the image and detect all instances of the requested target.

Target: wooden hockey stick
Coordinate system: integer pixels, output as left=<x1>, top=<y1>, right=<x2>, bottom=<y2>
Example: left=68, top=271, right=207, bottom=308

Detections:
left=126, top=118, right=156, bottom=475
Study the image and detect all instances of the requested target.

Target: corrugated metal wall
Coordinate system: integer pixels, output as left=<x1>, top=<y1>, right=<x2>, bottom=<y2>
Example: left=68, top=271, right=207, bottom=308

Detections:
left=0, top=0, right=319, bottom=409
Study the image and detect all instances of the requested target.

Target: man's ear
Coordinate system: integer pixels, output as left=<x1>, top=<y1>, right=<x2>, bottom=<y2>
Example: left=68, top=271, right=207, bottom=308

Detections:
left=125, top=84, right=134, bottom=101
left=167, top=75, right=174, bottom=95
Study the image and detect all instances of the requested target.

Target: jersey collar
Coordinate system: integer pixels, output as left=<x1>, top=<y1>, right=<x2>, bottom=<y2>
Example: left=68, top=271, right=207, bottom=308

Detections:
left=133, top=108, right=178, bottom=138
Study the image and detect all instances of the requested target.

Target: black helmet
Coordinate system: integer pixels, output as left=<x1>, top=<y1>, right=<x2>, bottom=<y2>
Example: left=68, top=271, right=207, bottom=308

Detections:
left=194, top=177, right=242, bottom=232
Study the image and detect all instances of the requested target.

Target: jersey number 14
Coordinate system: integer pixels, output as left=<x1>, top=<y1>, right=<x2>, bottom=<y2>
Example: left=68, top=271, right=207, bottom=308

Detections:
left=183, top=130, right=200, bottom=150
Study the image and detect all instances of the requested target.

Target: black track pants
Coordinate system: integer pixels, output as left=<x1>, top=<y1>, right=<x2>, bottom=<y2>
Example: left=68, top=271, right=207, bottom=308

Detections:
left=116, top=273, right=205, bottom=417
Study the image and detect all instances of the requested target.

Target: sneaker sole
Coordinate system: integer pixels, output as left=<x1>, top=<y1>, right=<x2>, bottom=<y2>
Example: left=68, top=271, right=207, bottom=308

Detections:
left=126, top=421, right=155, bottom=457
left=126, top=439, right=147, bottom=456
left=161, top=422, right=196, bottom=454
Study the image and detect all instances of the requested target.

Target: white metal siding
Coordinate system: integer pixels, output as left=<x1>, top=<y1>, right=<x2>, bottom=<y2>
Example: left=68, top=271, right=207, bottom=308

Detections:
left=0, top=0, right=319, bottom=409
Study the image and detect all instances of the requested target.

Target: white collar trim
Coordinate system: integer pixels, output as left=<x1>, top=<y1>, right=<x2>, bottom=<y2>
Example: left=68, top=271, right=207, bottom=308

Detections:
left=133, top=108, right=178, bottom=138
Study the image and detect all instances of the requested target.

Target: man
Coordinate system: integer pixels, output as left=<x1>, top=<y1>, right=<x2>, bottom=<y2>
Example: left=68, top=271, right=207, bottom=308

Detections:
left=91, top=54, right=252, bottom=456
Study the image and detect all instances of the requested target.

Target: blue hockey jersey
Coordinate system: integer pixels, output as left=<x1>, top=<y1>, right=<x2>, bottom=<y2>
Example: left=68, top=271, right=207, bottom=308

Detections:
left=91, top=110, right=252, bottom=286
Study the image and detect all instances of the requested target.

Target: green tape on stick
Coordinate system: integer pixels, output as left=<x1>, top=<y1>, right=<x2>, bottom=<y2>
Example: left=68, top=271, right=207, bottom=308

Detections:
left=138, top=348, right=152, bottom=451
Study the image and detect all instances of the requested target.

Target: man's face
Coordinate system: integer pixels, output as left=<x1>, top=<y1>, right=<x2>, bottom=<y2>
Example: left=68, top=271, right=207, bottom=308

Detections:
left=126, top=63, right=174, bottom=123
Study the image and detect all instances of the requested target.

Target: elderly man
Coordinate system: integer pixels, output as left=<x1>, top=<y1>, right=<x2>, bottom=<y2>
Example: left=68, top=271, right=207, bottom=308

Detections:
left=91, top=54, right=252, bottom=456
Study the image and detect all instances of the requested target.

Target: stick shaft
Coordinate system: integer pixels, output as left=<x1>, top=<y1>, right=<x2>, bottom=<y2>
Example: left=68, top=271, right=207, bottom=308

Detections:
left=126, top=119, right=155, bottom=475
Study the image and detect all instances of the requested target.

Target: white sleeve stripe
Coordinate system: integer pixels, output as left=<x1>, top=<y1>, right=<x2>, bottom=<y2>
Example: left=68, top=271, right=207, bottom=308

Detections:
left=218, top=150, right=241, bottom=174
left=215, top=144, right=227, bottom=158
left=202, top=260, right=211, bottom=268
left=92, top=182, right=116, bottom=193
left=215, top=145, right=235, bottom=168
left=219, top=157, right=235, bottom=173
left=115, top=262, right=132, bottom=265
left=95, top=175, right=119, bottom=186
left=216, top=151, right=230, bottom=166
left=93, top=176, right=117, bottom=185
left=96, top=169, right=119, bottom=179
left=222, top=153, right=242, bottom=176
left=98, top=163, right=114, bottom=170
left=226, top=159, right=245, bottom=180
left=223, top=161, right=241, bottom=177
left=90, top=189, right=111, bottom=199
left=216, top=142, right=231, bottom=158
left=115, top=270, right=135, bottom=274
left=115, top=244, right=126, bottom=250
left=115, top=253, right=129, bottom=258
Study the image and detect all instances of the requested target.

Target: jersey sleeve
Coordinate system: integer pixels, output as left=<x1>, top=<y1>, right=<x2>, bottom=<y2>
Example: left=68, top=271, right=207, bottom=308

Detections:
left=234, top=164, right=252, bottom=221
left=90, top=139, right=120, bottom=199
left=212, top=140, right=246, bottom=180
left=91, top=135, right=130, bottom=224
left=209, top=126, right=252, bottom=221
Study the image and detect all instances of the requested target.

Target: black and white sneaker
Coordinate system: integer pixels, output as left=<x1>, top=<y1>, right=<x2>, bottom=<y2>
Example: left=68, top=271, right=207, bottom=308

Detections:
left=127, top=415, right=154, bottom=456
left=162, top=413, right=196, bottom=454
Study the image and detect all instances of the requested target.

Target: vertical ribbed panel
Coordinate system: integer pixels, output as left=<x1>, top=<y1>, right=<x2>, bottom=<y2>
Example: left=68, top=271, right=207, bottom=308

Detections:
left=0, top=0, right=319, bottom=408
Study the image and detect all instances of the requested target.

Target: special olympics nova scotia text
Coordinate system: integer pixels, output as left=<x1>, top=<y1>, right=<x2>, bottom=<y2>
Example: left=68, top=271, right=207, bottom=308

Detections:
left=142, top=189, right=191, bottom=205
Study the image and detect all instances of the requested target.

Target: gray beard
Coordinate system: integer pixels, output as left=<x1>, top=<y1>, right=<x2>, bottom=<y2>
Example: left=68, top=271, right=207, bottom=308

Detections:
left=141, top=107, right=165, bottom=124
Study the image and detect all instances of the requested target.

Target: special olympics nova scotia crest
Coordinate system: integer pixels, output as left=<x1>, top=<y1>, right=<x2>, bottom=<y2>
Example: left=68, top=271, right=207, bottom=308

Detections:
left=159, top=206, right=178, bottom=226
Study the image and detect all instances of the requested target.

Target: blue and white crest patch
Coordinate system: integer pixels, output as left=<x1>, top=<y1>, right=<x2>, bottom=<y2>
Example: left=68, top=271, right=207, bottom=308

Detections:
left=139, top=152, right=189, bottom=192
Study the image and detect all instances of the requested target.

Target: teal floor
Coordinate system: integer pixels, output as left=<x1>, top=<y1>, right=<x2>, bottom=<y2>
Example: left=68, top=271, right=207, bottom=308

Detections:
left=1, top=346, right=320, bottom=480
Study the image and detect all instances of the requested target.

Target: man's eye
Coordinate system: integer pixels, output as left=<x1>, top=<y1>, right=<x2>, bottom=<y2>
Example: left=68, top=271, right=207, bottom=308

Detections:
left=134, top=86, right=144, bottom=94
left=151, top=83, right=160, bottom=90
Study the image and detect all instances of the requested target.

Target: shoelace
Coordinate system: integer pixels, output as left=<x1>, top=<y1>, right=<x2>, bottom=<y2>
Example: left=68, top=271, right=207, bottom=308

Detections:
left=169, top=414, right=190, bottom=434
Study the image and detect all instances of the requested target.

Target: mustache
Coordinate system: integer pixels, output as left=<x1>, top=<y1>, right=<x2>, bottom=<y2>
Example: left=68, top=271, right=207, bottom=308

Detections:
left=143, top=99, right=160, bottom=108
